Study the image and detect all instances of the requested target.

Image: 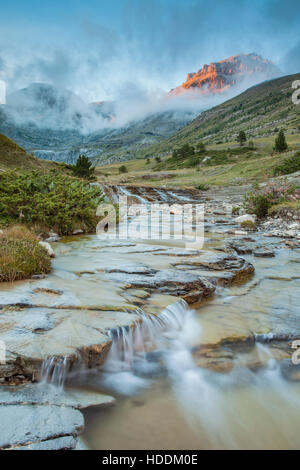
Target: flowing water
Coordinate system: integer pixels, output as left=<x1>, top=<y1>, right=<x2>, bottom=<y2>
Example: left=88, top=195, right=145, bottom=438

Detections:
left=38, top=184, right=300, bottom=449
left=82, top=296, right=300, bottom=450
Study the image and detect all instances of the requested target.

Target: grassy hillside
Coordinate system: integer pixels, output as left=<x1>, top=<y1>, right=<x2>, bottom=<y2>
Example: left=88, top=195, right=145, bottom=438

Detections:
left=131, top=73, right=300, bottom=159
left=95, top=145, right=300, bottom=188
left=0, top=133, right=66, bottom=172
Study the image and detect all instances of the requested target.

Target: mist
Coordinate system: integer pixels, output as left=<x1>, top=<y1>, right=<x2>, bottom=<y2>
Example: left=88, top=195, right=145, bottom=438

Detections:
left=0, top=0, right=299, bottom=133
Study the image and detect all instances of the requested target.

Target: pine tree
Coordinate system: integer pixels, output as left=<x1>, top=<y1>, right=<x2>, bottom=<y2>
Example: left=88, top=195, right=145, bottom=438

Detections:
left=274, top=130, right=288, bottom=152
left=72, top=155, right=95, bottom=180
left=119, top=165, right=128, bottom=174
left=237, top=131, right=247, bottom=146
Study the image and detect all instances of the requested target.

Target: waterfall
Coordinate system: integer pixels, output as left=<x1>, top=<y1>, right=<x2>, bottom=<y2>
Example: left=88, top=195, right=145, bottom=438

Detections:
left=40, top=356, right=70, bottom=389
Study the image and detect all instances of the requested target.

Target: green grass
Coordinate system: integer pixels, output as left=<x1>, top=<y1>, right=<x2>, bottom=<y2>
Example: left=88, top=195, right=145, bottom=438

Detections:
left=0, top=226, right=51, bottom=282
left=268, top=200, right=300, bottom=215
left=128, top=73, right=300, bottom=160
left=96, top=143, right=299, bottom=188
left=0, top=133, right=68, bottom=173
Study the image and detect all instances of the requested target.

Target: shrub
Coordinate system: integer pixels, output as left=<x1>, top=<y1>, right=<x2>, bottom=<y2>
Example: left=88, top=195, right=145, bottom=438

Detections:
left=72, top=155, right=96, bottom=180
left=197, top=142, right=206, bottom=153
left=243, top=181, right=297, bottom=218
left=0, top=226, right=51, bottom=282
left=237, top=131, right=247, bottom=146
left=240, top=220, right=256, bottom=231
left=187, top=156, right=201, bottom=167
left=232, top=207, right=240, bottom=215
left=273, top=152, right=300, bottom=176
left=119, top=165, right=128, bottom=174
left=274, top=130, right=288, bottom=152
left=0, top=170, right=104, bottom=235
left=197, top=183, right=210, bottom=191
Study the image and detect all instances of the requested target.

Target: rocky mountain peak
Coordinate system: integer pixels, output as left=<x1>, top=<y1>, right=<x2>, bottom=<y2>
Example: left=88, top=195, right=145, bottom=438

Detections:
left=171, top=53, right=281, bottom=95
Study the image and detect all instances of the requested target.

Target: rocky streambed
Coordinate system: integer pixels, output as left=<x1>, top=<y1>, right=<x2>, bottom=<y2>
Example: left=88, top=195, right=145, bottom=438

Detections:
left=0, top=184, right=299, bottom=450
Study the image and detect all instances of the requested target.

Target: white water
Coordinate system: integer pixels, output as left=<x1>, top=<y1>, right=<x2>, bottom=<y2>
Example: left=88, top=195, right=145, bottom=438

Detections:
left=40, top=356, right=69, bottom=389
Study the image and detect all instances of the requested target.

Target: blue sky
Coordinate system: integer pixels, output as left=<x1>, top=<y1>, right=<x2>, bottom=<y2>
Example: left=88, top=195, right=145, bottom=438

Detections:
left=0, top=0, right=299, bottom=101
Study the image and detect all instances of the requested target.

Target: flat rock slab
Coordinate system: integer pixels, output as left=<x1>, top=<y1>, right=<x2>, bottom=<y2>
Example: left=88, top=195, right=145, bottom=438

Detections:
left=0, top=308, right=140, bottom=379
left=0, top=404, right=84, bottom=449
left=254, top=250, right=275, bottom=258
left=105, top=269, right=216, bottom=304
left=12, top=436, right=77, bottom=451
left=0, top=383, right=115, bottom=409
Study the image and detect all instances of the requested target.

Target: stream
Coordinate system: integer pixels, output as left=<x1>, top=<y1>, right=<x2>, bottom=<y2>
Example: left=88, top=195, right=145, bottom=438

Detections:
left=0, top=184, right=300, bottom=450
left=82, top=185, right=300, bottom=450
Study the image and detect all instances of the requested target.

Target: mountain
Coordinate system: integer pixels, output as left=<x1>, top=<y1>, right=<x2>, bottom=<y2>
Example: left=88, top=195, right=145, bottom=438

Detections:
left=0, top=55, right=284, bottom=165
left=0, top=85, right=199, bottom=164
left=0, top=133, right=60, bottom=172
left=171, top=53, right=281, bottom=96
left=5, top=83, right=109, bottom=133
left=134, top=72, right=300, bottom=160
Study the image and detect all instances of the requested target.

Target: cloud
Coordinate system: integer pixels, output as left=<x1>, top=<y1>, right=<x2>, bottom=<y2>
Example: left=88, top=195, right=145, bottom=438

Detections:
left=280, top=42, right=300, bottom=74
left=0, top=0, right=299, bottom=134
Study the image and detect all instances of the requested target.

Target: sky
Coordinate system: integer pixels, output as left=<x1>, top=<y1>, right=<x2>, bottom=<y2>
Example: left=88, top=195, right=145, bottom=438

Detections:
left=0, top=0, right=299, bottom=102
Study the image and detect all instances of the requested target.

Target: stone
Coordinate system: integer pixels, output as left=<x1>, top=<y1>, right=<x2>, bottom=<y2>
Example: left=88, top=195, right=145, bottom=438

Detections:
left=105, top=269, right=216, bottom=304
left=39, top=241, right=55, bottom=258
left=12, top=436, right=77, bottom=451
left=73, top=229, right=84, bottom=235
left=234, top=230, right=249, bottom=236
left=234, top=214, right=256, bottom=224
left=280, top=359, right=300, bottom=382
left=0, top=384, right=115, bottom=410
left=254, top=250, right=275, bottom=258
left=0, top=404, right=84, bottom=449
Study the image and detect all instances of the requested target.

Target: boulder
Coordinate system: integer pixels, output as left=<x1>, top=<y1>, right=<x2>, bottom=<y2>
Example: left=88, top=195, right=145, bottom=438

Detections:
left=73, top=229, right=84, bottom=236
left=234, top=214, right=256, bottom=224
left=0, top=404, right=84, bottom=449
left=39, top=241, right=55, bottom=258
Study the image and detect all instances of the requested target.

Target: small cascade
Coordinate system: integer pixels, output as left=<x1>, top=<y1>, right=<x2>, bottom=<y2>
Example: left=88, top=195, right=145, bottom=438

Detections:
left=40, top=356, right=70, bottom=389
left=103, top=299, right=190, bottom=372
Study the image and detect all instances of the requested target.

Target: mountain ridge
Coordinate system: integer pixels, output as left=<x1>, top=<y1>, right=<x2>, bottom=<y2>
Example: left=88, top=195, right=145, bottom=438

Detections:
left=171, top=53, right=281, bottom=96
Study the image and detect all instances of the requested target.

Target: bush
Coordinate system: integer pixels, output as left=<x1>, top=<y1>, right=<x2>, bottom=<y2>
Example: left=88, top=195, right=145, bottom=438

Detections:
left=243, top=181, right=297, bottom=218
left=72, top=155, right=96, bottom=180
left=274, top=130, right=288, bottom=152
left=273, top=152, right=300, bottom=176
left=237, top=131, right=247, bottom=146
left=0, top=170, right=104, bottom=235
left=197, top=183, right=210, bottom=191
left=0, top=226, right=51, bottom=282
left=232, top=207, right=240, bottom=215
left=119, top=165, right=128, bottom=174
left=240, top=220, right=256, bottom=231
left=187, top=156, right=201, bottom=167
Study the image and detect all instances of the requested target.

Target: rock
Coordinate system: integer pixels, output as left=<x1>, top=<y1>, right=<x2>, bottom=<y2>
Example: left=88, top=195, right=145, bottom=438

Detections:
left=254, top=250, right=275, bottom=258
left=39, top=241, right=55, bottom=258
left=45, top=232, right=60, bottom=243
left=105, top=266, right=157, bottom=275
left=12, top=436, right=77, bottom=451
left=0, top=384, right=115, bottom=410
left=0, top=404, right=84, bottom=449
left=105, top=269, right=216, bottom=304
left=73, top=229, right=84, bottom=235
left=234, top=214, right=256, bottom=224
left=280, top=359, right=300, bottom=382
left=234, top=230, right=249, bottom=236
left=31, top=274, right=47, bottom=280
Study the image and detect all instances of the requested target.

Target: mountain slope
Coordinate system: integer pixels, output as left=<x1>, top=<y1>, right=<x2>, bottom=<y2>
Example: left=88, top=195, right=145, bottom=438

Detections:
left=0, top=133, right=61, bottom=171
left=135, top=73, right=300, bottom=158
